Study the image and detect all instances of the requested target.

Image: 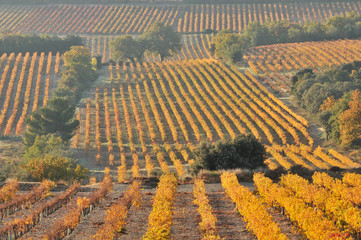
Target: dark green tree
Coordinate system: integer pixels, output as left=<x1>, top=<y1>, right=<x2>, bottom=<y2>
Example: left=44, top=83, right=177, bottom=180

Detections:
left=141, top=22, right=181, bottom=61
left=288, top=26, right=305, bottom=42
left=55, top=46, right=96, bottom=104
left=63, top=46, right=93, bottom=68
left=110, top=35, right=146, bottom=63
left=304, top=21, right=325, bottom=41
left=267, top=21, right=291, bottom=43
left=24, top=98, right=79, bottom=147
left=191, top=134, right=266, bottom=174
left=241, top=21, right=270, bottom=47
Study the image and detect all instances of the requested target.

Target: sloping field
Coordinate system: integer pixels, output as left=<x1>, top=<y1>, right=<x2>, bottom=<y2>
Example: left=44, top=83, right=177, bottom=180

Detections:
left=0, top=52, right=61, bottom=136
left=244, top=38, right=361, bottom=74
left=0, top=2, right=360, bottom=34
left=72, top=58, right=360, bottom=176
left=243, top=38, right=361, bottom=95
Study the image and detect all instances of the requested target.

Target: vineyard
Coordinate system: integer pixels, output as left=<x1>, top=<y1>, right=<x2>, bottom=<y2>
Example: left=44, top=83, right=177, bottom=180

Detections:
left=71, top=57, right=361, bottom=179
left=0, top=1, right=358, bottom=182
left=0, top=52, right=61, bottom=136
left=1, top=172, right=361, bottom=239
left=245, top=38, right=361, bottom=74
left=0, top=2, right=360, bottom=34
left=242, top=38, right=361, bottom=96
left=1, top=1, right=361, bottom=239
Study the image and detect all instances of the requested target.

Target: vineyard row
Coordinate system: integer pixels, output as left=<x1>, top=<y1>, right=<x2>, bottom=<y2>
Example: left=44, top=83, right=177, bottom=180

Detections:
left=0, top=2, right=360, bottom=34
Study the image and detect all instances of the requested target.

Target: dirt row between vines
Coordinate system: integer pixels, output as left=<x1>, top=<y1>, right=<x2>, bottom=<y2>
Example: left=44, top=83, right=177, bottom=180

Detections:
left=9, top=182, right=305, bottom=239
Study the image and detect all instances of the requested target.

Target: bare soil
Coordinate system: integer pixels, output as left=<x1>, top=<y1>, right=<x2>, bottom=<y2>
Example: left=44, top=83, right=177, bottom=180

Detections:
left=208, top=191, right=256, bottom=240
left=63, top=184, right=128, bottom=240
left=117, top=191, right=154, bottom=240
left=171, top=192, right=201, bottom=240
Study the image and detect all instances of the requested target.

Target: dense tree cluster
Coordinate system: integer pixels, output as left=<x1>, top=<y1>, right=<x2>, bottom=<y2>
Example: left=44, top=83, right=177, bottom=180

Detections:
left=291, top=61, right=361, bottom=146
left=24, top=98, right=79, bottom=147
left=22, top=46, right=96, bottom=181
left=25, top=46, right=96, bottom=147
left=55, top=46, right=97, bottom=104
left=0, top=33, right=82, bottom=54
left=111, top=22, right=181, bottom=62
left=191, top=134, right=266, bottom=174
left=242, top=12, right=361, bottom=47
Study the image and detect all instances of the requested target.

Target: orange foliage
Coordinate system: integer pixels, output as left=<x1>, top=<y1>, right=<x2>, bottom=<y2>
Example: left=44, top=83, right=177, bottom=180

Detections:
left=320, top=96, right=337, bottom=111
left=339, top=90, right=361, bottom=145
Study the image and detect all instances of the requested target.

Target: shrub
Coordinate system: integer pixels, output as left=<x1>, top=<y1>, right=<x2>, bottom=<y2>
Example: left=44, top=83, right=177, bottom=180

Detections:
left=191, top=135, right=266, bottom=174
left=23, top=155, right=88, bottom=182
left=22, top=134, right=88, bottom=182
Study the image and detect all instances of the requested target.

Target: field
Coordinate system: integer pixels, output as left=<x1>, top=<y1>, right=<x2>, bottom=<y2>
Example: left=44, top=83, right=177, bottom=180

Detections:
left=2, top=172, right=361, bottom=239
left=1, top=1, right=361, bottom=239
left=0, top=2, right=360, bottom=34
left=72, top=57, right=361, bottom=177
left=0, top=52, right=61, bottom=136
left=244, top=38, right=361, bottom=74
left=242, top=38, right=361, bottom=95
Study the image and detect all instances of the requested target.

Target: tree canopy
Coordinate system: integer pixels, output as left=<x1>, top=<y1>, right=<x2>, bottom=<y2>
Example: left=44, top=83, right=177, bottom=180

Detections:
left=55, top=46, right=97, bottom=104
left=24, top=98, right=79, bottom=147
left=241, top=12, right=361, bottom=47
left=212, top=29, right=245, bottom=63
left=111, top=22, right=181, bottom=62
left=110, top=35, right=146, bottom=63
left=291, top=61, right=361, bottom=146
left=0, top=33, right=82, bottom=54
left=141, top=22, right=181, bottom=61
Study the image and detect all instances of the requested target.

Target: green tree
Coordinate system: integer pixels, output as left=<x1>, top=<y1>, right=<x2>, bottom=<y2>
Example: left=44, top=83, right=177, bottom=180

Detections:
left=288, top=26, right=305, bottom=42
left=24, top=98, right=79, bottom=147
left=267, top=21, right=291, bottom=43
left=63, top=46, right=92, bottom=68
left=63, top=46, right=96, bottom=85
left=241, top=21, right=270, bottom=47
left=110, top=35, right=146, bottom=63
left=191, top=135, right=266, bottom=174
left=141, top=22, right=181, bottom=61
left=213, top=29, right=244, bottom=63
left=23, top=134, right=71, bottom=161
left=304, top=21, right=325, bottom=41
left=55, top=46, right=96, bottom=104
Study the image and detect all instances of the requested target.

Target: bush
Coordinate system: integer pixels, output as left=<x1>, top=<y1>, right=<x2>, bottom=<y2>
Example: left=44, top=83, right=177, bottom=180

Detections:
left=0, top=34, right=82, bottom=55
left=23, top=155, right=88, bottom=182
left=191, top=135, right=266, bottom=175
left=22, top=134, right=88, bottom=182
